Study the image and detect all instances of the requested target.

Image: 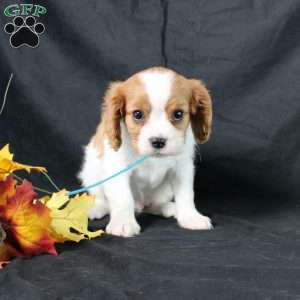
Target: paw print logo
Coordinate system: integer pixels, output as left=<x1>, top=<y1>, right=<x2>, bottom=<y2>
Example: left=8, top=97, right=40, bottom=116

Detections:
left=4, top=16, right=45, bottom=48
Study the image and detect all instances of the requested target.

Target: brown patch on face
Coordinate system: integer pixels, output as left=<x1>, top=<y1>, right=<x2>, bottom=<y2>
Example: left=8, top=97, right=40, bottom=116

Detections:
left=122, top=76, right=151, bottom=152
left=166, top=74, right=193, bottom=133
left=165, top=72, right=212, bottom=144
left=93, top=75, right=151, bottom=155
left=165, top=98, right=190, bottom=131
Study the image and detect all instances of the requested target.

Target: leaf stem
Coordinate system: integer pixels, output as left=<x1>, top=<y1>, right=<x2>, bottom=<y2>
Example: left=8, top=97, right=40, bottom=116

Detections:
left=41, top=171, right=60, bottom=191
left=11, top=173, right=53, bottom=195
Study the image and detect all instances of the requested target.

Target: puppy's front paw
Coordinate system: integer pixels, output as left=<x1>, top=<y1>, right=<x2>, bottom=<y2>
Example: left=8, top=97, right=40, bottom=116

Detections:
left=106, top=218, right=141, bottom=237
left=178, top=212, right=213, bottom=230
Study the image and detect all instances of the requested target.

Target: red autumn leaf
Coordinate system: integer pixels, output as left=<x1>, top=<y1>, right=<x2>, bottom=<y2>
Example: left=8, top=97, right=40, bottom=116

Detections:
left=0, top=176, right=16, bottom=206
left=0, top=180, right=57, bottom=260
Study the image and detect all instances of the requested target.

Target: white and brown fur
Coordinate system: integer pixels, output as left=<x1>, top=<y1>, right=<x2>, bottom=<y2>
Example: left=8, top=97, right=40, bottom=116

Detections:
left=78, top=67, right=213, bottom=237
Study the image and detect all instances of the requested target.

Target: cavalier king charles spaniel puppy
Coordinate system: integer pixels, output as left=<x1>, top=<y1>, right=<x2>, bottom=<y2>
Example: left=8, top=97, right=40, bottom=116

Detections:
left=79, top=66, right=213, bottom=237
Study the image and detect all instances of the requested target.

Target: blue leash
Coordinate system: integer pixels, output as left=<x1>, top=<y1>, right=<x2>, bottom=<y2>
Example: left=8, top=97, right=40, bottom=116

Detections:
left=67, top=155, right=149, bottom=196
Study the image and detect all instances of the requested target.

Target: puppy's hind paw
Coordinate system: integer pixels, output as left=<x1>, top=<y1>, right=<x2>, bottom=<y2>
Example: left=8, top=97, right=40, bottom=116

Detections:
left=144, top=201, right=176, bottom=218
left=88, top=201, right=109, bottom=220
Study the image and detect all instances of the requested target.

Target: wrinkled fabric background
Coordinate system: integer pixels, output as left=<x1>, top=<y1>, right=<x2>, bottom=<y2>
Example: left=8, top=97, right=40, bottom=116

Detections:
left=1, top=0, right=300, bottom=299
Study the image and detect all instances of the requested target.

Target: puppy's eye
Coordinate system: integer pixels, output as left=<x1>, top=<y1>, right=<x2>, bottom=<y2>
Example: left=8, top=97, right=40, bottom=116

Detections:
left=172, top=110, right=184, bottom=121
left=132, top=110, right=144, bottom=121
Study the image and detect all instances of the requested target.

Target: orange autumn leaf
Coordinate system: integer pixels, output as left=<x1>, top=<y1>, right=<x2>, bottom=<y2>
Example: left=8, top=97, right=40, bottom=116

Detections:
left=0, top=176, right=16, bottom=205
left=0, top=243, right=21, bottom=269
left=0, top=144, right=46, bottom=180
left=0, top=217, right=21, bottom=268
left=0, top=180, right=57, bottom=258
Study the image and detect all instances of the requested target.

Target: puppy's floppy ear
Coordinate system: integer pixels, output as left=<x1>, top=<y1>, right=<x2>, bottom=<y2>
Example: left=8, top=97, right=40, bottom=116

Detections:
left=189, top=79, right=212, bottom=144
left=102, top=81, right=125, bottom=151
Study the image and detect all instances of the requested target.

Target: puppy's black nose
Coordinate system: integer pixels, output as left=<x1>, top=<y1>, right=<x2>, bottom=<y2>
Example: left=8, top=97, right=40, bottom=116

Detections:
left=150, top=137, right=167, bottom=149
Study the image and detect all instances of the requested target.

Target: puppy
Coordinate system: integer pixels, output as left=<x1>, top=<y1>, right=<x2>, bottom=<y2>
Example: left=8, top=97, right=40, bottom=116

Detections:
left=78, top=67, right=213, bottom=237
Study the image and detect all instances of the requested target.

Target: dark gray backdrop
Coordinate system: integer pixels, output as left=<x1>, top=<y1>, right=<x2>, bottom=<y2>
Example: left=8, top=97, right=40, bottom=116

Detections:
left=0, top=1, right=300, bottom=299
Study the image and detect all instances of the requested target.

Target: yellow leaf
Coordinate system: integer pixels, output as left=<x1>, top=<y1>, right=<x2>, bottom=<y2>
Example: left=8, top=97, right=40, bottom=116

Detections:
left=0, top=144, right=46, bottom=180
left=45, top=190, right=104, bottom=243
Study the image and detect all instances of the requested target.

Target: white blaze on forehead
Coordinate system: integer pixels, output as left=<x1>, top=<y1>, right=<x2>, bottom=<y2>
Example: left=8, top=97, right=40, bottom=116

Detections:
left=139, top=70, right=175, bottom=109
left=137, top=70, right=186, bottom=155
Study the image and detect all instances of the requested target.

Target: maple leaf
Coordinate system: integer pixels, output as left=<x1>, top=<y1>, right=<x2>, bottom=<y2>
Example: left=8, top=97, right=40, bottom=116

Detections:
left=0, top=144, right=46, bottom=180
left=0, top=176, right=16, bottom=205
left=0, top=180, right=57, bottom=258
left=45, top=190, right=104, bottom=243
